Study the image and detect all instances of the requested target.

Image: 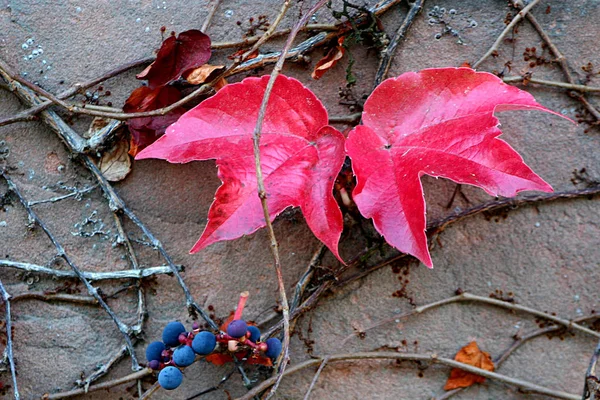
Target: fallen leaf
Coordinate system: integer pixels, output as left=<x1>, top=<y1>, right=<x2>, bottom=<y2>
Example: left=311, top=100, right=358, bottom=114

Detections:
left=346, top=67, right=565, bottom=267
left=137, top=29, right=211, bottom=88
left=123, top=85, right=186, bottom=156
left=312, top=37, right=345, bottom=80
left=84, top=117, right=111, bottom=139
left=184, top=64, right=225, bottom=85
left=444, top=341, right=495, bottom=390
left=98, top=140, right=131, bottom=182
left=136, top=75, right=345, bottom=260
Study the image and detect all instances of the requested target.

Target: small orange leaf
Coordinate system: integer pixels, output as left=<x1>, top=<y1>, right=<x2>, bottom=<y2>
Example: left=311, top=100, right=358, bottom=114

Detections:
left=444, top=341, right=495, bottom=390
left=312, top=37, right=345, bottom=80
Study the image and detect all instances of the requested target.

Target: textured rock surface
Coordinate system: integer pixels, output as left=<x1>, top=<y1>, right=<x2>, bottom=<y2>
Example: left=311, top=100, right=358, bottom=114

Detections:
left=0, top=1, right=599, bottom=399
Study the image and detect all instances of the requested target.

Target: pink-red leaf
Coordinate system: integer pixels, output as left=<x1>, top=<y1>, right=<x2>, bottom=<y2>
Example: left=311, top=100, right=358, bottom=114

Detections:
left=136, top=75, right=345, bottom=260
left=138, top=29, right=211, bottom=88
left=346, top=67, right=562, bottom=267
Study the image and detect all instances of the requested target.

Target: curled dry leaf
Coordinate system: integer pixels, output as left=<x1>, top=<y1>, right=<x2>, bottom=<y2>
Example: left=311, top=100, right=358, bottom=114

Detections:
left=228, top=48, right=259, bottom=60
left=123, top=85, right=186, bottom=156
left=184, top=64, right=228, bottom=91
left=84, top=117, right=111, bottom=139
left=137, top=29, right=211, bottom=88
left=444, top=341, right=495, bottom=390
left=312, top=36, right=345, bottom=80
left=98, top=139, right=131, bottom=182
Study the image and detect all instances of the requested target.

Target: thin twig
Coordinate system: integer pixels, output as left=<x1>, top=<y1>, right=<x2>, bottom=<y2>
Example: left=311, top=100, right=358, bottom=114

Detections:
left=113, top=213, right=145, bottom=335
left=139, top=382, right=160, bottom=400
left=235, top=351, right=580, bottom=400
left=1, top=171, right=141, bottom=370
left=201, top=0, right=220, bottom=32
left=11, top=292, right=97, bottom=305
left=303, top=356, right=329, bottom=400
left=0, top=259, right=180, bottom=281
left=0, top=57, right=153, bottom=128
left=186, top=369, right=236, bottom=400
left=328, top=113, right=362, bottom=124
left=264, top=186, right=600, bottom=338
left=249, top=1, right=328, bottom=398
left=342, top=292, right=600, bottom=345
left=436, top=314, right=600, bottom=400
left=0, top=61, right=219, bottom=331
left=0, top=279, right=20, bottom=400
left=27, top=185, right=98, bottom=205
left=0, top=1, right=403, bottom=128
left=472, top=0, right=541, bottom=69
left=511, top=0, right=600, bottom=123
left=42, top=368, right=152, bottom=399
left=373, top=0, right=423, bottom=88
left=502, top=76, right=600, bottom=92
left=76, top=345, right=129, bottom=392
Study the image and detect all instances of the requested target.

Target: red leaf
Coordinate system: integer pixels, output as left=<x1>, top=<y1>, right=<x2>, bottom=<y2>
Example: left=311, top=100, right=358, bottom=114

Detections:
left=124, top=85, right=186, bottom=156
left=138, top=29, right=211, bottom=88
left=136, top=76, right=345, bottom=260
left=346, top=68, right=564, bottom=267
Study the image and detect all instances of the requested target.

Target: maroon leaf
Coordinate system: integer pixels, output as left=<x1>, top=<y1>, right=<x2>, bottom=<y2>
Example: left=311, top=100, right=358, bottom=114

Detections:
left=124, top=85, right=186, bottom=156
left=138, top=29, right=211, bottom=88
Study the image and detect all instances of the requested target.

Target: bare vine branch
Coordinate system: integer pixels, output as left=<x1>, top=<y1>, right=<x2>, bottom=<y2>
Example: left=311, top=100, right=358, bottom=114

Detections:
left=472, top=0, right=541, bottom=69
left=236, top=351, right=580, bottom=400
left=0, top=260, right=180, bottom=281
left=1, top=171, right=140, bottom=370
left=0, top=279, right=20, bottom=400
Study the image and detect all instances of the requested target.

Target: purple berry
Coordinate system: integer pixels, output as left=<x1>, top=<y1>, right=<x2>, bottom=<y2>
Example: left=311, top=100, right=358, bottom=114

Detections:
left=148, top=360, right=160, bottom=370
left=247, top=326, right=261, bottom=342
left=227, top=319, right=248, bottom=338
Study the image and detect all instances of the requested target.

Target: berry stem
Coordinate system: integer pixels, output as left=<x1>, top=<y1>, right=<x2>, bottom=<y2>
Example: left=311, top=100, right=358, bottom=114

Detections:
left=234, top=291, right=249, bottom=320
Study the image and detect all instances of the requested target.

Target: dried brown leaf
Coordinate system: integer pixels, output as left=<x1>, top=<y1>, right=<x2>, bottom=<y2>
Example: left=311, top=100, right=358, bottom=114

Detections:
left=183, top=64, right=225, bottom=85
left=98, top=140, right=131, bottom=182
left=312, top=37, right=345, bottom=80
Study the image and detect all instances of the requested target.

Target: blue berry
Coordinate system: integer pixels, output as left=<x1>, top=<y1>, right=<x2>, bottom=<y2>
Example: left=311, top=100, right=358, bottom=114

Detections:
left=145, top=341, right=166, bottom=362
left=265, top=338, right=282, bottom=359
left=158, top=366, right=183, bottom=390
left=247, top=326, right=261, bottom=342
left=173, top=345, right=196, bottom=367
left=192, top=331, right=216, bottom=355
left=162, top=321, right=186, bottom=347
left=227, top=319, right=248, bottom=338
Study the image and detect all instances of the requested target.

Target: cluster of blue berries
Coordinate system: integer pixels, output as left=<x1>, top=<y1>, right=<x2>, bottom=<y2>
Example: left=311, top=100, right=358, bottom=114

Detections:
left=146, top=319, right=282, bottom=390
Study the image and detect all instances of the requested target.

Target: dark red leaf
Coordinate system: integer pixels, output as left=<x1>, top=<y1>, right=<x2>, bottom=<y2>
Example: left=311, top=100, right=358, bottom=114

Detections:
left=124, top=85, right=186, bottom=156
left=346, top=67, right=565, bottom=267
left=136, top=75, right=345, bottom=260
left=138, top=29, right=211, bottom=88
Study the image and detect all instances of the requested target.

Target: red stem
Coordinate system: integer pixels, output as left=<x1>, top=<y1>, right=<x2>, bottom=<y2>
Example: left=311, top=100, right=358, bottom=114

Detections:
left=234, top=291, right=249, bottom=320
